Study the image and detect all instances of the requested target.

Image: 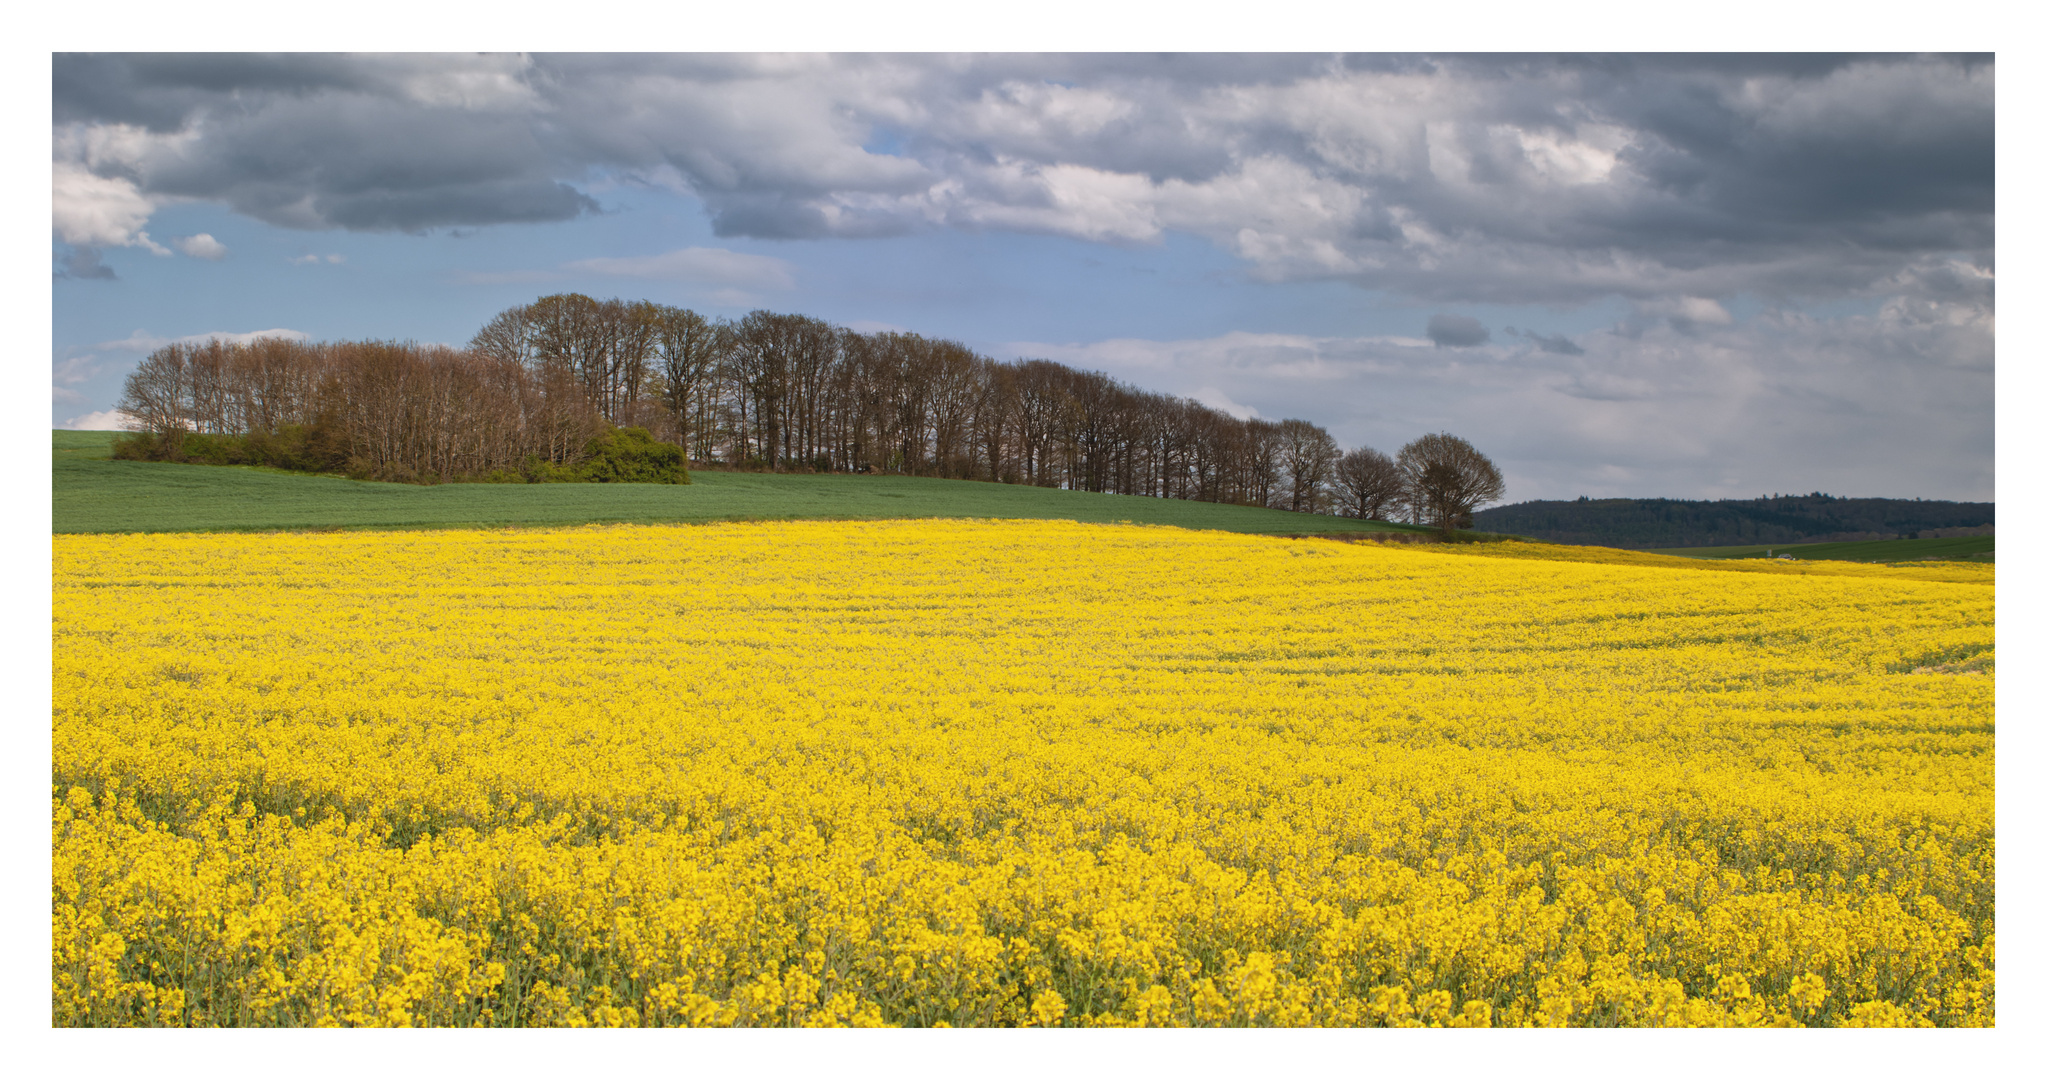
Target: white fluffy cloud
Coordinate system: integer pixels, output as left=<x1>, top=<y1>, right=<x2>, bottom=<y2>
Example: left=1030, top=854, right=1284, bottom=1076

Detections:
left=51, top=122, right=192, bottom=254
left=172, top=233, right=227, bottom=259
left=63, top=409, right=136, bottom=431
left=52, top=162, right=160, bottom=249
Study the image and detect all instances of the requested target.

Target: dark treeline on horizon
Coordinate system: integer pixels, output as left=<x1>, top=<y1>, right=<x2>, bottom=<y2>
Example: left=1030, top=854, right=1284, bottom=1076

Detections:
left=1475, top=495, right=1995, bottom=549
left=117, top=292, right=1472, bottom=523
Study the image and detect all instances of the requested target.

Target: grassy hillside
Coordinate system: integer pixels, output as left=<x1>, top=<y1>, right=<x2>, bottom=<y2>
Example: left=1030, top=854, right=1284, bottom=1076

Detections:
left=1648, top=536, right=1994, bottom=563
left=54, top=430, right=1430, bottom=537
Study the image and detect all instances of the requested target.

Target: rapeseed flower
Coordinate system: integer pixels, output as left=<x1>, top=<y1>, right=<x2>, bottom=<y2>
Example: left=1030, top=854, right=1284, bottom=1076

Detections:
left=52, top=520, right=1993, bottom=1026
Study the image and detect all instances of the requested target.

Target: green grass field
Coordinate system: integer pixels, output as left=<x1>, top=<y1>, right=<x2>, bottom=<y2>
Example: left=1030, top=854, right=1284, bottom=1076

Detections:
left=54, top=430, right=1433, bottom=537
left=1648, top=535, right=1993, bottom=563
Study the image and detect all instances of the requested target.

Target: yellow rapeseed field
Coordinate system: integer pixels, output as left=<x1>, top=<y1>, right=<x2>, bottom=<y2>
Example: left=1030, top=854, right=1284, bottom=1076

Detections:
left=52, top=520, right=1993, bottom=1027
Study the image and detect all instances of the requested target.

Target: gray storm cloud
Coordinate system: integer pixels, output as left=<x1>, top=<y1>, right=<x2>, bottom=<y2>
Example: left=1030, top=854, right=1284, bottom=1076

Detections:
left=52, top=53, right=1992, bottom=309
left=55, top=247, right=117, bottom=280
left=1507, top=327, right=1586, bottom=355
left=1427, top=314, right=1491, bottom=348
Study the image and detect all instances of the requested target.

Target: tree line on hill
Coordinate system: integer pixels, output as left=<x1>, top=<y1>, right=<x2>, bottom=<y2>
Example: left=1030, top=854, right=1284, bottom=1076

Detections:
left=1472, top=494, right=1994, bottom=549
left=111, top=293, right=1506, bottom=529
left=112, top=337, right=689, bottom=484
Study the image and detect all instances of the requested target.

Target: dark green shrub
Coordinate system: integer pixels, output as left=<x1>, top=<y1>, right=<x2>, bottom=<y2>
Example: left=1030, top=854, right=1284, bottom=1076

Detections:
left=266, top=419, right=351, bottom=474
left=110, top=432, right=169, bottom=461
left=177, top=432, right=242, bottom=466
left=573, top=426, right=690, bottom=484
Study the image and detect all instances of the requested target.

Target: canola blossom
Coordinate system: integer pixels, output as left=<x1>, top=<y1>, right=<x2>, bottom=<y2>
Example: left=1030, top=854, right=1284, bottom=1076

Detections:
left=52, top=520, right=1993, bottom=1027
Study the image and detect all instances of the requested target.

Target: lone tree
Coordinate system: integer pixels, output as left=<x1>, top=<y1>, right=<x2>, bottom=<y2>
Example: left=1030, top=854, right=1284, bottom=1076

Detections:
left=1330, top=445, right=1406, bottom=520
left=1396, top=432, right=1504, bottom=533
left=1276, top=418, right=1341, bottom=514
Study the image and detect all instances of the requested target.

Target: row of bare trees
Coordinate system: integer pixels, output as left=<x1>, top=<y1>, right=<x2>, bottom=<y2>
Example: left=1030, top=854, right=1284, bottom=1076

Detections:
left=115, top=337, right=606, bottom=481
left=115, top=293, right=1506, bottom=524
left=465, top=295, right=1425, bottom=513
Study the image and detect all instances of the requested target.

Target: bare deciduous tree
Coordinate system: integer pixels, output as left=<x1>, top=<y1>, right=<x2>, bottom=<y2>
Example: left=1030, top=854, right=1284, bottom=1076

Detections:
left=650, top=306, right=719, bottom=462
left=1396, top=432, right=1505, bottom=532
left=1277, top=418, right=1340, bottom=514
left=1330, top=446, right=1406, bottom=521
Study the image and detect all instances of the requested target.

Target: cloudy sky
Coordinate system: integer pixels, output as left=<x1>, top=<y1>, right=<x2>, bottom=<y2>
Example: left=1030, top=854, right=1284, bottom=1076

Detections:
left=50, top=52, right=1994, bottom=501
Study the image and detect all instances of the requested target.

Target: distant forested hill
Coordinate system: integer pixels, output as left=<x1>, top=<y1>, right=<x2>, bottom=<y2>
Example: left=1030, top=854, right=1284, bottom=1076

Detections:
left=1472, top=494, right=1993, bottom=549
